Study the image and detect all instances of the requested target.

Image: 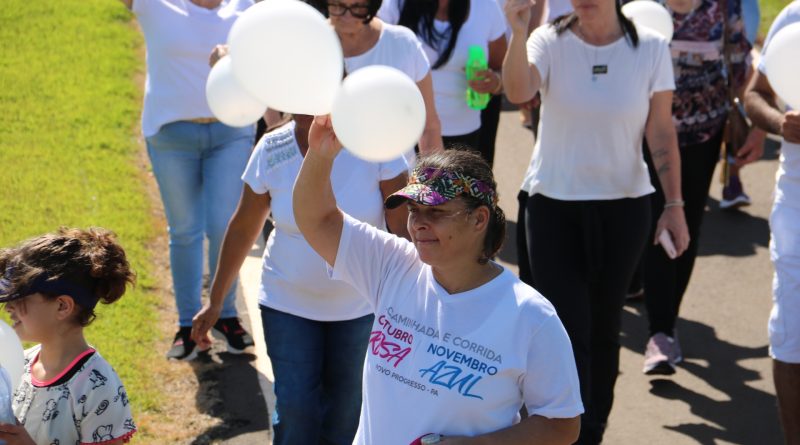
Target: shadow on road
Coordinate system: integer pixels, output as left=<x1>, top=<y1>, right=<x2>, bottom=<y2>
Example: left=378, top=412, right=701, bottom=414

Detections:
left=697, top=201, right=770, bottom=258
left=620, top=303, right=781, bottom=444
left=188, top=351, right=271, bottom=445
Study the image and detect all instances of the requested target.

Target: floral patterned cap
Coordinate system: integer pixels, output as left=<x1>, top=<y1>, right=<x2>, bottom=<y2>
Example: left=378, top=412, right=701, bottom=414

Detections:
left=385, top=166, right=498, bottom=209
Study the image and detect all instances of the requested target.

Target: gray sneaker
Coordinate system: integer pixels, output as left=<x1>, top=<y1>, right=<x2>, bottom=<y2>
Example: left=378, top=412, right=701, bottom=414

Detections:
left=644, top=333, right=678, bottom=375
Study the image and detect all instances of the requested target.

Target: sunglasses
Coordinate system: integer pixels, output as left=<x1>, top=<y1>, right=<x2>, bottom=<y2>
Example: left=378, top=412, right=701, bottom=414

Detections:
left=327, top=2, right=371, bottom=18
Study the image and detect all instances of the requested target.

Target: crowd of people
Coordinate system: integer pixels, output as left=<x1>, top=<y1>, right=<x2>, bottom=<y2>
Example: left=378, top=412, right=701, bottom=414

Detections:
left=1, top=0, right=799, bottom=444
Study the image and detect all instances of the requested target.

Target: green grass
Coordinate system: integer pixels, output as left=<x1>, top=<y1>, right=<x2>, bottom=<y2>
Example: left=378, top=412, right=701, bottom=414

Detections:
left=0, top=0, right=161, bottom=429
left=759, top=0, right=790, bottom=41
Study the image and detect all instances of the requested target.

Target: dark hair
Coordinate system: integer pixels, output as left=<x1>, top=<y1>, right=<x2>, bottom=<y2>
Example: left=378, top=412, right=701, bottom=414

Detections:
left=0, top=228, right=135, bottom=326
left=415, top=149, right=505, bottom=265
left=306, top=0, right=383, bottom=24
left=398, top=0, right=469, bottom=69
left=552, top=0, right=639, bottom=47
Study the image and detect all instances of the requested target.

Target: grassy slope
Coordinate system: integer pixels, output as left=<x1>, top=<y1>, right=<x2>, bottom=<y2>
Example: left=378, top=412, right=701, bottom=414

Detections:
left=0, top=0, right=161, bottom=435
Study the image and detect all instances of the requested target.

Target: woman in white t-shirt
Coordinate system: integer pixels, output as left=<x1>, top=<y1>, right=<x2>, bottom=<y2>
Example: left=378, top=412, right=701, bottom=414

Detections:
left=309, top=0, right=443, bottom=155
left=378, top=0, right=507, bottom=163
left=121, top=0, right=257, bottom=361
left=502, top=0, right=689, bottom=442
left=293, top=116, right=583, bottom=445
left=191, top=114, right=409, bottom=445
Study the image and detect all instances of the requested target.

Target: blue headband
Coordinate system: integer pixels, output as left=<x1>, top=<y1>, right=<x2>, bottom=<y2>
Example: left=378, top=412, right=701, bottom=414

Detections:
left=0, top=270, right=98, bottom=310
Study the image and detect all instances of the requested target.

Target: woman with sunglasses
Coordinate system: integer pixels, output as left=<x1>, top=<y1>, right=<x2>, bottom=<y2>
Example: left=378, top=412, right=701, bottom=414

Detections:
left=309, top=0, right=443, bottom=155
left=293, top=116, right=583, bottom=445
left=502, top=0, right=690, bottom=442
left=377, top=0, right=508, bottom=164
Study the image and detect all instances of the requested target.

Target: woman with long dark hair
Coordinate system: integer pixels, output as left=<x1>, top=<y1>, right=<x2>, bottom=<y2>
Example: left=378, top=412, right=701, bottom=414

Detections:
left=379, top=0, right=507, bottom=164
left=503, top=0, right=690, bottom=442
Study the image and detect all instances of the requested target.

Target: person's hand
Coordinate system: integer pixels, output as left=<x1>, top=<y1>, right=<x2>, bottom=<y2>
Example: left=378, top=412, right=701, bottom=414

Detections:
left=504, top=0, right=535, bottom=36
left=191, top=304, right=220, bottom=349
left=439, top=436, right=471, bottom=444
left=655, top=207, right=690, bottom=257
left=0, top=422, right=36, bottom=445
left=780, top=110, right=800, bottom=144
left=735, top=127, right=766, bottom=166
left=208, top=44, right=229, bottom=67
left=308, top=115, right=344, bottom=160
left=519, top=92, right=541, bottom=111
left=467, top=69, right=501, bottom=95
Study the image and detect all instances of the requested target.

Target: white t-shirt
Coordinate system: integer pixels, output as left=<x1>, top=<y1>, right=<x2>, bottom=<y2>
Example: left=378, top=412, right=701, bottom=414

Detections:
left=758, top=1, right=800, bottom=208
left=345, top=22, right=431, bottom=83
left=330, top=215, right=584, bottom=444
left=132, top=0, right=253, bottom=137
left=13, top=346, right=136, bottom=445
left=242, top=121, right=408, bottom=321
left=521, top=26, right=675, bottom=200
left=379, top=0, right=507, bottom=136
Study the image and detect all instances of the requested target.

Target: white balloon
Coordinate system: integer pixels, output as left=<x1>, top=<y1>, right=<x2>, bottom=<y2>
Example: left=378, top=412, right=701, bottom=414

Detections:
left=765, top=22, right=800, bottom=111
left=206, top=56, right=266, bottom=127
left=0, top=320, right=24, bottom=391
left=622, top=0, right=674, bottom=42
left=228, top=0, right=343, bottom=115
left=332, top=66, right=426, bottom=162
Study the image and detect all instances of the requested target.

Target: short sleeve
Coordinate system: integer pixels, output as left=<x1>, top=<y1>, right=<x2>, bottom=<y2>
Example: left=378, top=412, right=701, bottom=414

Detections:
left=241, top=136, right=270, bottom=195
left=74, top=364, right=136, bottom=444
left=378, top=153, right=410, bottom=181
left=526, top=26, right=552, bottom=88
left=649, top=38, right=675, bottom=94
left=410, top=35, right=432, bottom=82
left=330, top=214, right=418, bottom=308
left=522, top=315, right=584, bottom=419
left=487, top=0, right=508, bottom=42
left=378, top=0, right=402, bottom=24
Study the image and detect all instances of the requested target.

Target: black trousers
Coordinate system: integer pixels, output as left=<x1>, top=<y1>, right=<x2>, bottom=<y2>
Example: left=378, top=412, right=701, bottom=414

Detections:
left=643, top=129, right=724, bottom=337
left=526, top=193, right=651, bottom=444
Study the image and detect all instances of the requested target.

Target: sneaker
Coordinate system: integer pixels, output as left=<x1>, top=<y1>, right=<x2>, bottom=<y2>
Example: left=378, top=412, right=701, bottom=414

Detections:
left=643, top=333, right=678, bottom=375
left=212, top=317, right=254, bottom=354
left=672, top=331, right=683, bottom=364
left=720, top=176, right=752, bottom=210
left=167, top=326, right=200, bottom=361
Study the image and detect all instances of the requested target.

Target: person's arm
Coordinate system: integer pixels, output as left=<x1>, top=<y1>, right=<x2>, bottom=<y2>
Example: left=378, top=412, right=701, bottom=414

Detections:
left=0, top=422, right=36, bottom=445
left=439, top=415, right=579, bottom=445
left=745, top=70, right=800, bottom=144
left=380, top=173, right=410, bottom=240
left=644, top=90, right=690, bottom=255
left=416, top=73, right=444, bottom=155
left=192, top=185, right=271, bottom=345
left=502, top=0, right=542, bottom=104
left=293, top=115, right=346, bottom=267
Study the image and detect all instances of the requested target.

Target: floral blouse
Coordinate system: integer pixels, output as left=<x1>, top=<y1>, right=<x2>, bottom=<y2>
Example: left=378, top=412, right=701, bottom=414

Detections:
left=665, top=0, right=752, bottom=146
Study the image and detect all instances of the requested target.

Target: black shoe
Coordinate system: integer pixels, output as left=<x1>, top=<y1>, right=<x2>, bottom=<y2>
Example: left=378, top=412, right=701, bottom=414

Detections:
left=212, top=317, right=254, bottom=354
left=166, top=326, right=200, bottom=361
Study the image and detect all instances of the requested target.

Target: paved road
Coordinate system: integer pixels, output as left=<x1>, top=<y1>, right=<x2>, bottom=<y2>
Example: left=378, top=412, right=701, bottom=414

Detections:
left=216, top=104, right=783, bottom=444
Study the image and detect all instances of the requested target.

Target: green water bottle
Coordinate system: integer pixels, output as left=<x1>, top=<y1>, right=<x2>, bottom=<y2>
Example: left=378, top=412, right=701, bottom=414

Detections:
left=465, top=45, right=490, bottom=110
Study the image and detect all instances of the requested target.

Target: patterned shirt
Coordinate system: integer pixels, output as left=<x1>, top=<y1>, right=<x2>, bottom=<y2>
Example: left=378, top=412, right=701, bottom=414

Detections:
left=12, top=346, right=136, bottom=445
left=666, top=0, right=752, bottom=145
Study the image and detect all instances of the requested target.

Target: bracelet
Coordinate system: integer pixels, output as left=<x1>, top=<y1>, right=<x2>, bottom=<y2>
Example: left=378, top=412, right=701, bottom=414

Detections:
left=664, top=200, right=685, bottom=209
left=491, top=71, right=503, bottom=95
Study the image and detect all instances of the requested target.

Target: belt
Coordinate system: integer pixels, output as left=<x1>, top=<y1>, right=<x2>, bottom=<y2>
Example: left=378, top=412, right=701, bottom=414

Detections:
left=187, top=117, right=219, bottom=124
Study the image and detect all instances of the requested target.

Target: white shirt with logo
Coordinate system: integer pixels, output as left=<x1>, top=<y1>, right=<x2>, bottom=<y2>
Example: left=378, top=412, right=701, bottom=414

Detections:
left=330, top=215, right=583, bottom=444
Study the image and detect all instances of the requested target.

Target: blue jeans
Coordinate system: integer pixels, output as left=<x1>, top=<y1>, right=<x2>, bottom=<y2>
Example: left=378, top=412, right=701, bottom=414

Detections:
left=741, top=0, right=760, bottom=45
left=261, top=306, right=373, bottom=445
left=146, top=121, right=254, bottom=326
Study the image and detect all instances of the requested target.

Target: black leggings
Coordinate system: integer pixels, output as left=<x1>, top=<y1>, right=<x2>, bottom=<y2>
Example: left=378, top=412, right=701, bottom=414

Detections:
left=526, top=194, right=651, bottom=444
left=643, top=129, right=723, bottom=337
